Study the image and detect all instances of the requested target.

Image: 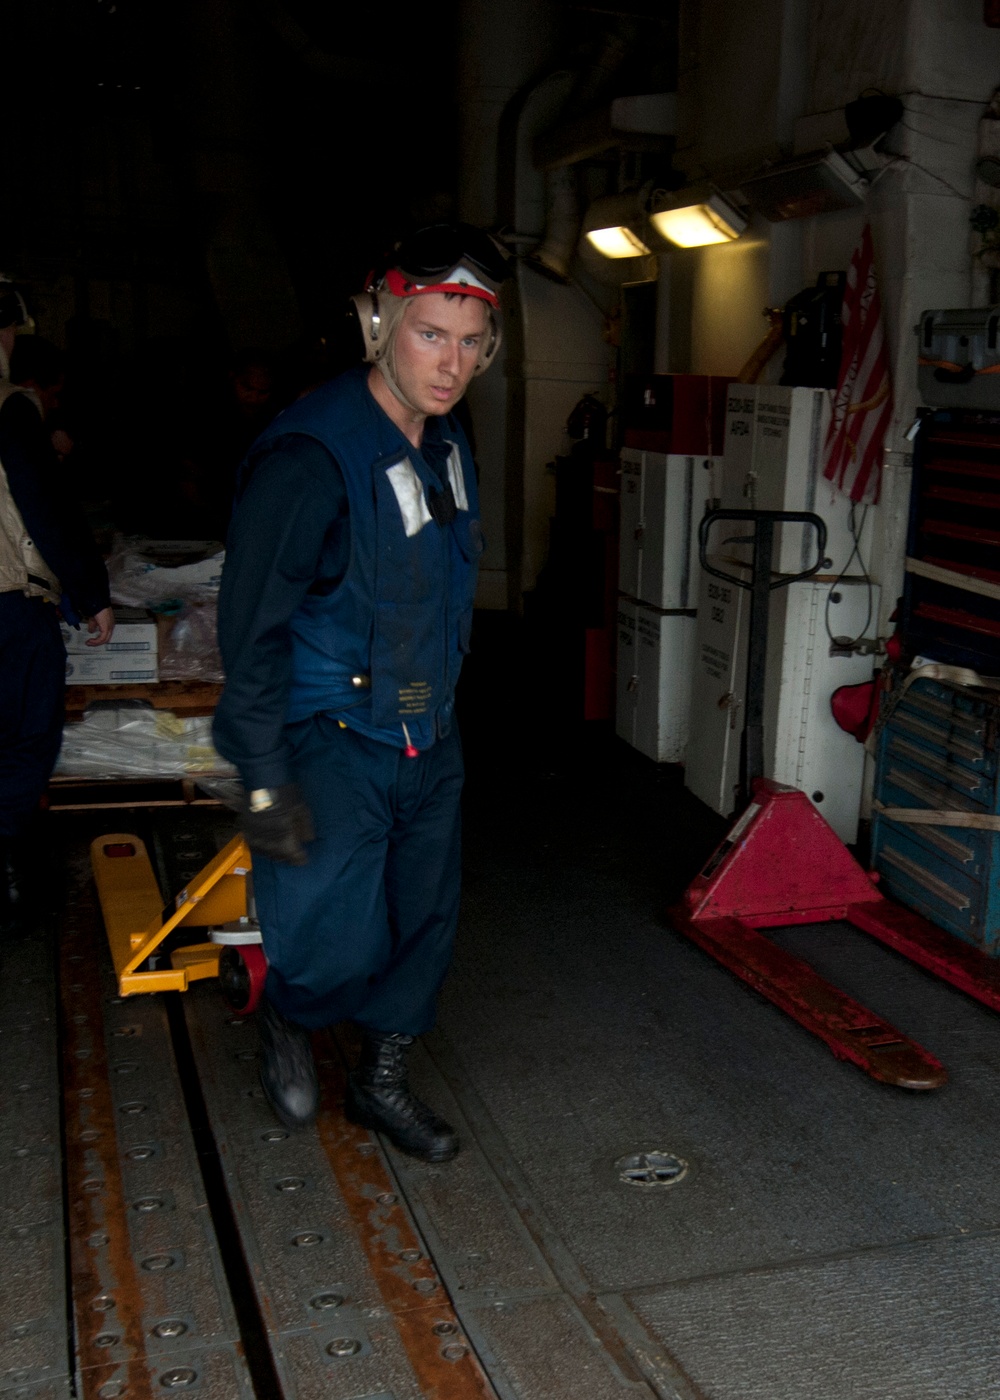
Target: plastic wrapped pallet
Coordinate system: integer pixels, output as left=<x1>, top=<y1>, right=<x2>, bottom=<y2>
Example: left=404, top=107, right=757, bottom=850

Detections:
left=55, top=705, right=236, bottom=781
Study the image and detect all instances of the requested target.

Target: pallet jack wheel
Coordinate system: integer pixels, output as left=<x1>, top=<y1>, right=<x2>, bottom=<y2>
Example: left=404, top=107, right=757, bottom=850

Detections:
left=218, top=944, right=267, bottom=1015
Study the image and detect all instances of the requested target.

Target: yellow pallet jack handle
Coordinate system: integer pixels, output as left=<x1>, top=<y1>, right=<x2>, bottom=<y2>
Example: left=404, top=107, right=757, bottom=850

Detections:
left=91, top=832, right=253, bottom=996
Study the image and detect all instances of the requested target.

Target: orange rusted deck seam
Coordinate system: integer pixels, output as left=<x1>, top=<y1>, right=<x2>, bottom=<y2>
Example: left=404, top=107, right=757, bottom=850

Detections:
left=314, top=1031, right=497, bottom=1399
left=61, top=883, right=156, bottom=1398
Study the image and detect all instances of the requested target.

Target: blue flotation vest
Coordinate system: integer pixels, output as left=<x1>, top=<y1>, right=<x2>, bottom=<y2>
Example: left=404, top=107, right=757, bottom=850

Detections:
left=246, top=367, right=482, bottom=751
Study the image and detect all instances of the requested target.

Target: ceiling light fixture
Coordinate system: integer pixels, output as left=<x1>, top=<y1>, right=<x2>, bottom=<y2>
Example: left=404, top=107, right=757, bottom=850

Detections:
left=583, top=191, right=652, bottom=260
left=649, top=188, right=747, bottom=248
left=586, top=225, right=652, bottom=258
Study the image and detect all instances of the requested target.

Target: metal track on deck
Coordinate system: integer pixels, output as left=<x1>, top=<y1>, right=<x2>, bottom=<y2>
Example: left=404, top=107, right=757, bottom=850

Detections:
left=35, top=823, right=702, bottom=1400
left=0, top=918, right=71, bottom=1400
left=59, top=859, right=252, bottom=1399
left=183, top=990, right=497, bottom=1398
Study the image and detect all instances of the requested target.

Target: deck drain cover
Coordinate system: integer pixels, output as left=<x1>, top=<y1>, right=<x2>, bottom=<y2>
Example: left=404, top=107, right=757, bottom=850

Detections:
left=616, top=1151, right=688, bottom=1188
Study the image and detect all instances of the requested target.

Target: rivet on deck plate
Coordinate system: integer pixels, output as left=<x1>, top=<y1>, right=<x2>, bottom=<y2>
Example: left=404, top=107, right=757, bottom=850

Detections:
left=274, top=1177, right=305, bottom=1193
left=326, top=1338, right=361, bottom=1357
left=133, top=1197, right=164, bottom=1213
left=79, top=1088, right=95, bottom=1099
left=292, top=1232, right=322, bottom=1247
left=119, top=1102, right=147, bottom=1116
left=12, top=1147, right=29, bottom=1157
left=433, top=1322, right=458, bottom=1336
left=152, top=1321, right=187, bottom=1339
left=159, top=1367, right=197, bottom=1388
left=94, top=1333, right=119, bottom=1348
left=126, top=1146, right=154, bottom=1161
left=141, top=1254, right=176, bottom=1272
left=80, top=1130, right=100, bottom=1143
left=92, top=1295, right=116, bottom=1312
left=376, top=1192, right=396, bottom=1205
left=98, top=1383, right=124, bottom=1398
left=310, top=1292, right=343, bottom=1310
left=413, top=1278, right=437, bottom=1294
left=227, top=1016, right=246, bottom=1027
left=88, top=1234, right=109, bottom=1248
left=261, top=1129, right=288, bottom=1143
left=12, top=1324, right=30, bottom=1338
left=399, top=1248, right=422, bottom=1262
left=356, top=1143, right=376, bottom=1156
left=442, top=1342, right=468, bottom=1362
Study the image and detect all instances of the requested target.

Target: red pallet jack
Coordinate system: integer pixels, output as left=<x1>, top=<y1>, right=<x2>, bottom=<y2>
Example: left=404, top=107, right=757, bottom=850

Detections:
left=671, top=510, right=1000, bottom=1090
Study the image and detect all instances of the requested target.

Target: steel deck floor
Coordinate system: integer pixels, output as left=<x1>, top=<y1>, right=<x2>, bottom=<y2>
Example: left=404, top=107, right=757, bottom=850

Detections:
left=9, top=688, right=1000, bottom=1396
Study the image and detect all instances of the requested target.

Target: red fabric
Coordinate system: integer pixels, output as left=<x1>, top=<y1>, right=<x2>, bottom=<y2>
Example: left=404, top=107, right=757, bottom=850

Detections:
left=831, top=677, right=881, bottom=742
left=822, top=225, right=893, bottom=505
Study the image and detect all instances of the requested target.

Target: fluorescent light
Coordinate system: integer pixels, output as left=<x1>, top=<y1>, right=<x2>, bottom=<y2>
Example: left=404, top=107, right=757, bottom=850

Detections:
left=585, top=225, right=652, bottom=258
left=641, top=189, right=745, bottom=249
left=650, top=194, right=745, bottom=248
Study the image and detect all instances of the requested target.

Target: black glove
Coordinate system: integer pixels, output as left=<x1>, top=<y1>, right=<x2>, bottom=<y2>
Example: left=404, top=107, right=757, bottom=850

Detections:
left=238, top=784, right=315, bottom=866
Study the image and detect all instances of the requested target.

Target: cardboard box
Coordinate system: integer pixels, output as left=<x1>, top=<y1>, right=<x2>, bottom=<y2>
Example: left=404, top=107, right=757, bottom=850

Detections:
left=65, top=651, right=158, bottom=684
left=61, top=606, right=158, bottom=657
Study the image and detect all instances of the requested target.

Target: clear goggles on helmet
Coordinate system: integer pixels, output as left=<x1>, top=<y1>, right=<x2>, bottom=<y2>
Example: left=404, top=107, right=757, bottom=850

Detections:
left=369, top=223, right=512, bottom=306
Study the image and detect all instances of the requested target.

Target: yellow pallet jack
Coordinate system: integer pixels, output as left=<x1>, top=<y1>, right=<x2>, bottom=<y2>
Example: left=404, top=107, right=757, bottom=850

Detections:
left=90, top=833, right=267, bottom=1012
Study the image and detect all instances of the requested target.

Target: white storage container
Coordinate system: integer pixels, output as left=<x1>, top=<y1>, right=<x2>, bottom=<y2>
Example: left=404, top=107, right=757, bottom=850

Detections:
left=616, top=599, right=697, bottom=763
left=619, top=448, right=721, bottom=610
left=720, top=385, right=865, bottom=578
left=684, top=561, right=879, bottom=844
left=684, top=561, right=750, bottom=817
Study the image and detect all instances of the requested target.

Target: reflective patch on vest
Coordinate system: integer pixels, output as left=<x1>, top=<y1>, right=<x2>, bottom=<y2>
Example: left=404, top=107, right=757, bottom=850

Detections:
left=386, top=458, right=433, bottom=537
left=446, top=442, right=469, bottom=513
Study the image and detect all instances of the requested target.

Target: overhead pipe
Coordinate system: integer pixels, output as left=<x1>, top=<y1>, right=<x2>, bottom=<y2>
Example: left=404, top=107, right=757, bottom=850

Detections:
left=526, top=167, right=581, bottom=283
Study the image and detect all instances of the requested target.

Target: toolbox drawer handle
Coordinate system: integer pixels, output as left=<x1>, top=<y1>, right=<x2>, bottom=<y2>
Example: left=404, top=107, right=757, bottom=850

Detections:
left=880, top=848, right=972, bottom=912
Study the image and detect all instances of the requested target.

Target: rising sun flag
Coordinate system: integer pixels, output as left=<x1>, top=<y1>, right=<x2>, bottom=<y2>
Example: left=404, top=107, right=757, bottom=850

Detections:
left=823, top=224, right=893, bottom=505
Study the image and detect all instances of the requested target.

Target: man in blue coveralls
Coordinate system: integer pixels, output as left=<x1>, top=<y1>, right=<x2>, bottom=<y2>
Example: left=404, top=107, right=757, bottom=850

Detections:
left=0, top=275, right=114, bottom=931
left=214, top=225, right=509, bottom=1161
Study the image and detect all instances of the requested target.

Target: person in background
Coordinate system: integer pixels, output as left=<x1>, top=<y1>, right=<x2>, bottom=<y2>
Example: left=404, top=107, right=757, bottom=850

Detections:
left=214, top=224, right=508, bottom=1161
left=0, top=277, right=114, bottom=931
left=184, top=351, right=277, bottom=540
left=9, top=336, right=72, bottom=456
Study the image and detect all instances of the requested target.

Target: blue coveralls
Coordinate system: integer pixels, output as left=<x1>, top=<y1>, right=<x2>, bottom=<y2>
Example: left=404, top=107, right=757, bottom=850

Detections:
left=214, top=368, right=482, bottom=1032
left=0, top=391, right=110, bottom=840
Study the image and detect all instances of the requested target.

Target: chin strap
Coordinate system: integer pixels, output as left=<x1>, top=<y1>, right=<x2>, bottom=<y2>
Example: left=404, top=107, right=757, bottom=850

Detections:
left=375, top=356, right=424, bottom=415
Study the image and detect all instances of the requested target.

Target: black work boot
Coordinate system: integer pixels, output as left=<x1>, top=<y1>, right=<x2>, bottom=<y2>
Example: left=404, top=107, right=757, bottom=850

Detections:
left=256, top=996, right=319, bottom=1131
left=345, top=1032, right=459, bottom=1163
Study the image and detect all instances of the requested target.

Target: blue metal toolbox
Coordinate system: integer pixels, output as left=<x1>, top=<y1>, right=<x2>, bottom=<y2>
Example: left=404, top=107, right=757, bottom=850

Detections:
left=871, top=674, right=1000, bottom=953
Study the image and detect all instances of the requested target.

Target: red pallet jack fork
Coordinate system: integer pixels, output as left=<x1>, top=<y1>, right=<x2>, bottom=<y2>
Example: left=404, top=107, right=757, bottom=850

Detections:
left=671, top=511, right=1000, bottom=1091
